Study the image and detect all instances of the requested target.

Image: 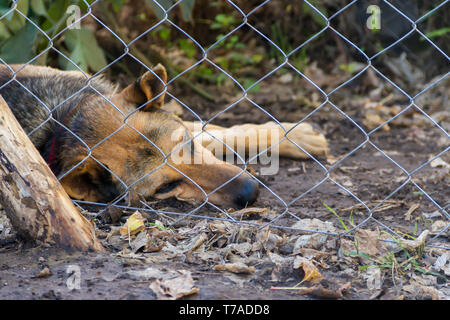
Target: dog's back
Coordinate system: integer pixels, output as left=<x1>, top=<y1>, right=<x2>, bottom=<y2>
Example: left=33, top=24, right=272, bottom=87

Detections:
left=0, top=65, right=115, bottom=150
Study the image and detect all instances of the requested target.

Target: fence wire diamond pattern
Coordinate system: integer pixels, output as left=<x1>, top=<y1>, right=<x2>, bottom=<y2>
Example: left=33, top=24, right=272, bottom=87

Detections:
left=0, top=0, right=449, bottom=250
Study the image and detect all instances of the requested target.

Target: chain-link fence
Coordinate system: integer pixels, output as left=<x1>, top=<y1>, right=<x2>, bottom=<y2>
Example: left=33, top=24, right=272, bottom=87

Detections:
left=0, top=0, right=449, bottom=251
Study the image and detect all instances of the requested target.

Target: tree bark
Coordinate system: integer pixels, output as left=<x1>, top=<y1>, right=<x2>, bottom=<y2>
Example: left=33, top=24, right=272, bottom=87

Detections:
left=0, top=95, right=102, bottom=251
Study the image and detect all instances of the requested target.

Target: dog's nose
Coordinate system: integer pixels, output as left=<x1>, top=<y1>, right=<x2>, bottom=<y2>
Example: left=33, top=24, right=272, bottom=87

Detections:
left=233, top=177, right=259, bottom=208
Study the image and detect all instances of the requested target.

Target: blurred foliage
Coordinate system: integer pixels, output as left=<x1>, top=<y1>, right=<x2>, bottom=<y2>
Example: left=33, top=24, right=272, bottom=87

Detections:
left=0, top=0, right=447, bottom=84
left=0, top=0, right=107, bottom=72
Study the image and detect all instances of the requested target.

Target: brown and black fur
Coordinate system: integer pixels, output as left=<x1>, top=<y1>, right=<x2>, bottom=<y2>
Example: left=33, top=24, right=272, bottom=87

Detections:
left=0, top=64, right=260, bottom=209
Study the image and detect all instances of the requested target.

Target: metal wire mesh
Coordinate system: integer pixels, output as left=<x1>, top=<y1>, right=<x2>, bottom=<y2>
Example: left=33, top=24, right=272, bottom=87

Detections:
left=0, top=0, right=449, bottom=250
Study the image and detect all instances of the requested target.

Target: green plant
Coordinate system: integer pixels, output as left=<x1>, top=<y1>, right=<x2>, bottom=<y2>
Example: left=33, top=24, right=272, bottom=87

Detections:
left=205, top=13, right=262, bottom=93
left=144, top=0, right=195, bottom=22
left=178, top=38, right=195, bottom=58
left=0, top=0, right=107, bottom=72
left=346, top=230, right=447, bottom=282
left=424, top=27, right=450, bottom=40
left=322, top=200, right=351, bottom=232
left=270, top=22, right=291, bottom=64
left=210, top=13, right=237, bottom=31
left=302, top=0, right=327, bottom=27
left=145, top=222, right=174, bottom=232
left=290, top=46, right=309, bottom=72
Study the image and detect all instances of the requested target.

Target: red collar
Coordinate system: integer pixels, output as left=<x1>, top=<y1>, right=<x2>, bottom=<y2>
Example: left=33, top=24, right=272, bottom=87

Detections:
left=45, top=124, right=66, bottom=176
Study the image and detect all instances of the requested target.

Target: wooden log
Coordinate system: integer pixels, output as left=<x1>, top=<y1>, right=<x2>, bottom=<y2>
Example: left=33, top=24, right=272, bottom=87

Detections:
left=0, top=95, right=102, bottom=251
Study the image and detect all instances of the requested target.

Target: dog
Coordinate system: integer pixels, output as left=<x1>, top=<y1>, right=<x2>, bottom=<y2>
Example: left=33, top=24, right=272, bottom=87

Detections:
left=0, top=64, right=328, bottom=210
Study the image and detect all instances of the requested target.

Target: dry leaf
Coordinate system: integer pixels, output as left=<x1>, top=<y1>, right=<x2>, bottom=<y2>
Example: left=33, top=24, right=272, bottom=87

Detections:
left=149, top=271, right=199, bottom=300
left=144, top=237, right=166, bottom=253
left=404, top=203, right=420, bottom=221
left=130, top=230, right=148, bottom=253
left=209, top=222, right=228, bottom=235
left=126, top=267, right=169, bottom=281
left=228, top=207, right=269, bottom=219
left=213, top=262, right=255, bottom=274
left=120, top=211, right=146, bottom=238
left=294, top=256, right=322, bottom=283
left=337, top=282, right=351, bottom=296
left=36, top=267, right=52, bottom=278
left=292, top=219, right=336, bottom=250
left=401, top=230, right=429, bottom=251
left=354, top=229, right=387, bottom=259
left=430, top=220, right=449, bottom=236
left=403, top=283, right=440, bottom=300
left=430, top=157, right=449, bottom=168
left=293, top=247, right=331, bottom=259
left=298, top=285, right=343, bottom=299
left=433, top=251, right=450, bottom=276
left=184, top=233, right=208, bottom=254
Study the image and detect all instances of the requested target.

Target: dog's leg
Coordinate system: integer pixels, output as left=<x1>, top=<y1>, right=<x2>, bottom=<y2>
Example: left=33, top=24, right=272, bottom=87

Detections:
left=184, top=121, right=328, bottom=160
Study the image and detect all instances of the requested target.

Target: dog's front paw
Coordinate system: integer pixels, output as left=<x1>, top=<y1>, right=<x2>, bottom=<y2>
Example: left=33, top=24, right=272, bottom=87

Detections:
left=278, top=122, right=329, bottom=159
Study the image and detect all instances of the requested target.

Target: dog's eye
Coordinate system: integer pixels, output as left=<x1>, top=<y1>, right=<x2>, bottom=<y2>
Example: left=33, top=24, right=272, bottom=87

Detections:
left=155, top=180, right=182, bottom=194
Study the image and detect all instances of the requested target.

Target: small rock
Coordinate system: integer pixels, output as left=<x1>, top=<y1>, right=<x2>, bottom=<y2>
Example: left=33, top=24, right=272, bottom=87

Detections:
left=279, top=73, right=293, bottom=84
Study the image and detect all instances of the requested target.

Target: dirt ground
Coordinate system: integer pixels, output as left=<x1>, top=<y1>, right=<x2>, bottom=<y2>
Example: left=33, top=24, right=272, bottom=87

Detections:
left=0, top=62, right=449, bottom=300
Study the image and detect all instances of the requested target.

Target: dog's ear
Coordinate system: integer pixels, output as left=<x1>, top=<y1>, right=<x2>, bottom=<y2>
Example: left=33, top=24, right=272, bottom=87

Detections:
left=120, top=63, right=167, bottom=111
left=60, top=159, right=120, bottom=202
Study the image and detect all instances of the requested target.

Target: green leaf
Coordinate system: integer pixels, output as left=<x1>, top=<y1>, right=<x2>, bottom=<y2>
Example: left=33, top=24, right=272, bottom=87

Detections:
left=0, top=21, right=38, bottom=63
left=30, top=0, right=48, bottom=17
left=216, top=73, right=227, bottom=86
left=178, top=38, right=195, bottom=58
left=159, top=27, right=171, bottom=41
left=62, top=28, right=107, bottom=72
left=251, top=54, right=264, bottom=64
left=242, top=78, right=261, bottom=93
left=424, top=27, right=450, bottom=39
left=46, top=0, right=69, bottom=23
left=0, top=22, right=12, bottom=41
left=179, top=0, right=195, bottom=22
left=107, top=0, right=125, bottom=12
left=322, top=201, right=349, bottom=232
left=144, top=0, right=172, bottom=20
left=0, top=1, right=12, bottom=16
left=6, top=0, right=29, bottom=33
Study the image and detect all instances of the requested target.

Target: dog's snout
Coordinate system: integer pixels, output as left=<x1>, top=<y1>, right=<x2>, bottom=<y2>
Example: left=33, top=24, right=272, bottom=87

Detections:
left=233, top=177, right=259, bottom=208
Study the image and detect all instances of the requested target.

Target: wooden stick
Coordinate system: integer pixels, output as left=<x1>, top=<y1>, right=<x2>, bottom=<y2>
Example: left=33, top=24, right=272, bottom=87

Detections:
left=0, top=96, right=102, bottom=251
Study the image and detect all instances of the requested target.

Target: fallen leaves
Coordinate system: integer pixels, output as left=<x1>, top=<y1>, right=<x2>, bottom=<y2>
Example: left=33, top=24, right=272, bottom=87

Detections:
left=101, top=202, right=447, bottom=301
left=227, top=207, right=269, bottom=219
left=404, top=203, right=420, bottom=221
left=213, top=262, right=255, bottom=274
left=36, top=267, right=52, bottom=279
left=296, top=282, right=351, bottom=299
left=292, top=218, right=336, bottom=250
left=294, top=256, right=323, bottom=283
left=149, top=271, right=199, bottom=300
left=400, top=230, right=429, bottom=252
left=433, top=251, right=450, bottom=276
left=120, top=211, right=146, bottom=238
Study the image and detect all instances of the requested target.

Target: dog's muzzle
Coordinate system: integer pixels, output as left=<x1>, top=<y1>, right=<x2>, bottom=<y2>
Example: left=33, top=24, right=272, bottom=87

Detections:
left=225, top=175, right=259, bottom=209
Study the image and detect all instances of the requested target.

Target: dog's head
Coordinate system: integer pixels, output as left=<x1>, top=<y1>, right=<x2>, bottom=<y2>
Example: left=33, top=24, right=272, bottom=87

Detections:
left=60, top=64, right=258, bottom=209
